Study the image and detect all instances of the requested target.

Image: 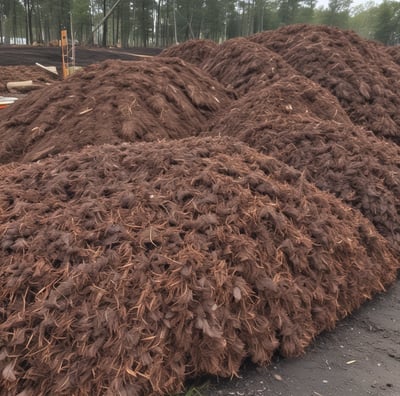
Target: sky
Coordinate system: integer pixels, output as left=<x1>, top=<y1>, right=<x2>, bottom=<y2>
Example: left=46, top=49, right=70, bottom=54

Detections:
left=317, top=0, right=382, bottom=9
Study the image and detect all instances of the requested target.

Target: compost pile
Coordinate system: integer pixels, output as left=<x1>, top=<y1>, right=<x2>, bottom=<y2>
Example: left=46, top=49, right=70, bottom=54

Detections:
left=0, top=57, right=232, bottom=164
left=206, top=82, right=400, bottom=254
left=0, top=65, right=59, bottom=95
left=159, top=39, right=218, bottom=66
left=250, top=24, right=400, bottom=145
left=0, top=137, right=398, bottom=396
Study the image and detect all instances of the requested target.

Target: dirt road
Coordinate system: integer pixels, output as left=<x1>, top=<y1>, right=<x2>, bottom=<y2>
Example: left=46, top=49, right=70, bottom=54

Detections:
left=0, top=45, right=161, bottom=67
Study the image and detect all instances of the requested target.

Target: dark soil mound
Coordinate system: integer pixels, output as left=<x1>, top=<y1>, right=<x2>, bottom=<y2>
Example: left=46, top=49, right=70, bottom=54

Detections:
left=1, top=137, right=397, bottom=396
left=0, top=65, right=60, bottom=95
left=160, top=39, right=218, bottom=66
left=0, top=57, right=233, bottom=164
left=249, top=24, right=400, bottom=145
left=206, top=83, right=400, bottom=254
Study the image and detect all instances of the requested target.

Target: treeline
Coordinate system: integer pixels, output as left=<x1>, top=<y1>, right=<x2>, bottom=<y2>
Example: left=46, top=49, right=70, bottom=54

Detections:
left=0, top=0, right=399, bottom=47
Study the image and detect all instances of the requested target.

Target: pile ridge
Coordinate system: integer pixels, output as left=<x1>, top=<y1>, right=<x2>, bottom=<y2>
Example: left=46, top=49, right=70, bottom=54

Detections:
left=202, top=38, right=350, bottom=123
left=1, top=137, right=397, bottom=395
left=0, top=57, right=233, bottom=164
left=250, top=24, right=400, bottom=144
left=159, top=39, right=218, bottom=66
left=201, top=35, right=349, bottom=127
left=201, top=37, right=294, bottom=95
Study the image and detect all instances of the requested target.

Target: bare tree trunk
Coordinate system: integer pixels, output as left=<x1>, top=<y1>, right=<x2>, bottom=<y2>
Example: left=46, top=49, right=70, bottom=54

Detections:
left=102, top=0, right=107, bottom=46
left=35, top=0, right=43, bottom=43
left=0, top=9, right=3, bottom=45
left=172, top=0, right=178, bottom=44
left=156, top=0, right=161, bottom=46
left=120, top=0, right=130, bottom=47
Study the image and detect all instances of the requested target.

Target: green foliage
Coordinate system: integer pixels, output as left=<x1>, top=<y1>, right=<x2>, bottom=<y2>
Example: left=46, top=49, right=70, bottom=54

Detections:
left=321, top=0, right=353, bottom=28
left=2, top=0, right=400, bottom=48
left=374, top=1, right=400, bottom=44
left=349, top=1, right=378, bottom=39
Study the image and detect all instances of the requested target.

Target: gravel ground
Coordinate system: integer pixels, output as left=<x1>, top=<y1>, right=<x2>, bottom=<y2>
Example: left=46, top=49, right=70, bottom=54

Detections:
left=206, top=281, right=400, bottom=396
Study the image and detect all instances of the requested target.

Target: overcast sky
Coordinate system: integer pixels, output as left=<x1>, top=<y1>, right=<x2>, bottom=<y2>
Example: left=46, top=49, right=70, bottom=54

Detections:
left=316, top=0, right=381, bottom=9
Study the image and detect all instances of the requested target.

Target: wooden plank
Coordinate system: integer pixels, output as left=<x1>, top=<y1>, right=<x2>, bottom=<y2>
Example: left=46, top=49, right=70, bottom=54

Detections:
left=35, top=62, right=59, bottom=76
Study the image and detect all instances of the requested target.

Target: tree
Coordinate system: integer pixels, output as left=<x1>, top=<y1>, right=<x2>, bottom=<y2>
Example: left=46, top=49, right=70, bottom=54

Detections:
left=349, top=1, right=378, bottom=39
left=374, top=1, right=400, bottom=45
left=322, top=0, right=353, bottom=28
left=278, top=0, right=300, bottom=25
left=296, top=0, right=316, bottom=24
left=119, top=0, right=130, bottom=47
left=72, top=0, right=91, bottom=45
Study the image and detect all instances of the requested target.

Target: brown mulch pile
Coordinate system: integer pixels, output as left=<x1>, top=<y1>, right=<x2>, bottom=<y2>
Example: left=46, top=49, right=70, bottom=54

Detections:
left=386, top=45, right=400, bottom=66
left=249, top=24, right=400, bottom=145
left=159, top=39, right=218, bottom=66
left=201, top=37, right=294, bottom=95
left=205, top=83, right=400, bottom=255
left=0, top=57, right=233, bottom=164
left=0, top=137, right=397, bottom=396
left=201, top=38, right=350, bottom=122
left=201, top=38, right=350, bottom=124
left=0, top=65, right=60, bottom=95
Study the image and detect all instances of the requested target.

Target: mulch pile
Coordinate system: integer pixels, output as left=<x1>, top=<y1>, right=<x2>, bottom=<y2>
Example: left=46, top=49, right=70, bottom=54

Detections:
left=201, top=38, right=350, bottom=124
left=159, top=39, right=218, bottom=66
left=1, top=25, right=400, bottom=396
left=386, top=45, right=400, bottom=66
left=206, top=82, right=400, bottom=254
left=249, top=24, right=400, bottom=145
left=1, top=137, right=398, bottom=396
left=0, top=57, right=233, bottom=164
left=0, top=65, right=60, bottom=95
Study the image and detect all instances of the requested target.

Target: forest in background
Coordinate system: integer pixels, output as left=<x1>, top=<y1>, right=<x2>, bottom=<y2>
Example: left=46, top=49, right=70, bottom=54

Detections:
left=0, top=0, right=399, bottom=48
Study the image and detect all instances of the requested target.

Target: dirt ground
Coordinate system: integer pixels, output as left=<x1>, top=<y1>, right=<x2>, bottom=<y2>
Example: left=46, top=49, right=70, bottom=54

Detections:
left=0, top=45, right=161, bottom=68
left=0, top=44, right=399, bottom=396
left=206, top=280, right=400, bottom=396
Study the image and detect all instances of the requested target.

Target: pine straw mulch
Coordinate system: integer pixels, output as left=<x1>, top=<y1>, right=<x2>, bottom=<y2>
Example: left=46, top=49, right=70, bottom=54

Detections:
left=159, top=39, right=218, bottom=66
left=1, top=137, right=398, bottom=396
left=201, top=37, right=295, bottom=95
left=201, top=36, right=343, bottom=122
left=0, top=57, right=233, bottom=164
left=249, top=24, right=400, bottom=145
left=201, top=38, right=350, bottom=124
left=0, top=65, right=60, bottom=95
left=205, top=83, right=400, bottom=255
left=386, top=45, right=400, bottom=66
